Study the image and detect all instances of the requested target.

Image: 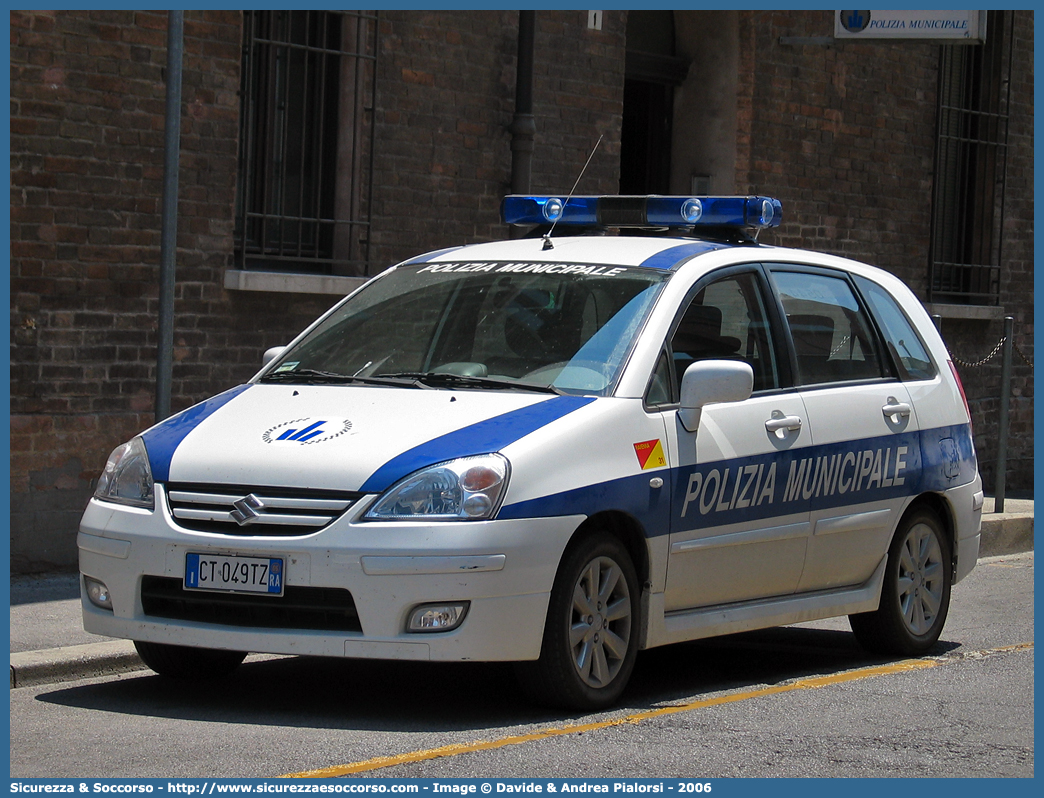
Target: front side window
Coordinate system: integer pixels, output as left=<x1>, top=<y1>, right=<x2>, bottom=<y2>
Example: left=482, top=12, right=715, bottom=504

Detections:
left=646, top=350, right=673, bottom=407
left=668, top=271, right=779, bottom=398
left=263, top=263, right=669, bottom=396
left=772, top=270, right=884, bottom=386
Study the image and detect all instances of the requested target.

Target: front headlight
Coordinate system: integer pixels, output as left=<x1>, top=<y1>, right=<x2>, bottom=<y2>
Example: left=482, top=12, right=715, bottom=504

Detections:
left=94, top=436, right=155, bottom=509
left=365, top=454, right=509, bottom=521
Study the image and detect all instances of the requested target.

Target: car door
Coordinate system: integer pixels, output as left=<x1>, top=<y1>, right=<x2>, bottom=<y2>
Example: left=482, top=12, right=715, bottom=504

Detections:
left=768, top=266, right=922, bottom=593
left=656, top=267, right=813, bottom=611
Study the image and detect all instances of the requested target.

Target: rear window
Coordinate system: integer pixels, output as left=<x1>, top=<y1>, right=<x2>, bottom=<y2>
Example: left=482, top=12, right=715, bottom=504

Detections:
left=854, top=275, right=937, bottom=381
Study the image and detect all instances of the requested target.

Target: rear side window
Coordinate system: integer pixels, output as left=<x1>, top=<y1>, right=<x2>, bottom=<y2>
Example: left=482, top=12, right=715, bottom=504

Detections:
left=772, top=270, right=884, bottom=386
left=854, top=275, right=937, bottom=381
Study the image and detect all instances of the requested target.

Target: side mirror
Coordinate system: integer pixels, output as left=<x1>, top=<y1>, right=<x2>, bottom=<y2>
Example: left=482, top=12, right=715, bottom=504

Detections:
left=262, top=346, right=286, bottom=368
left=678, top=360, right=754, bottom=432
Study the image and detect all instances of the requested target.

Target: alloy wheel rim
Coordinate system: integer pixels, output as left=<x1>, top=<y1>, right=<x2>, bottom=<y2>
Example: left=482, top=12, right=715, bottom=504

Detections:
left=569, top=555, right=632, bottom=688
left=897, top=522, right=945, bottom=636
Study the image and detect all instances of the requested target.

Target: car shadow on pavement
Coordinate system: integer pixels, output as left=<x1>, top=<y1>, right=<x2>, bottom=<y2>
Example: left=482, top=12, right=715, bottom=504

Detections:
left=32, top=625, right=962, bottom=733
left=623, top=626, right=960, bottom=707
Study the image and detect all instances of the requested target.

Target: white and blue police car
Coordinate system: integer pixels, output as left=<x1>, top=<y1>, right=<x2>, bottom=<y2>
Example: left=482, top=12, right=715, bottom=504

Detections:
left=79, top=195, right=982, bottom=709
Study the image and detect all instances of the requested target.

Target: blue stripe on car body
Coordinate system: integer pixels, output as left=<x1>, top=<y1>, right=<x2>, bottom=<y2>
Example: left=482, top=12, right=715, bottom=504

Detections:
left=499, top=423, right=975, bottom=537
left=638, top=241, right=728, bottom=270
left=140, top=385, right=251, bottom=483
left=401, top=246, right=466, bottom=265
left=498, top=469, right=674, bottom=537
left=359, top=395, right=596, bottom=493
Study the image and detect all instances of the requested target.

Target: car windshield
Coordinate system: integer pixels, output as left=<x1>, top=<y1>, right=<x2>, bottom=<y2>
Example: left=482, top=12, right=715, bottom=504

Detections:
left=262, top=261, right=670, bottom=395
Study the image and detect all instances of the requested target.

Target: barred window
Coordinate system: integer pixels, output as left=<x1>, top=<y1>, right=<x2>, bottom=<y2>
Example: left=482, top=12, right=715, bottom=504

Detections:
left=928, top=10, right=1013, bottom=305
left=235, top=10, right=377, bottom=277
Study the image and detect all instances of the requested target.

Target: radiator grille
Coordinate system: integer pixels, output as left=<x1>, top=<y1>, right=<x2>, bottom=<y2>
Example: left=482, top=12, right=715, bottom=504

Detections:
left=166, top=483, right=360, bottom=537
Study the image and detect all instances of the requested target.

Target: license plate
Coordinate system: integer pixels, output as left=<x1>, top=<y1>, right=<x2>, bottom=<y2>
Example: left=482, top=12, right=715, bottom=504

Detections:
left=184, top=553, right=284, bottom=595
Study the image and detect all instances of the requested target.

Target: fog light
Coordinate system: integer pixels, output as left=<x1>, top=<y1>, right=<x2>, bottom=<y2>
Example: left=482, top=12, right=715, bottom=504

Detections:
left=85, top=577, right=113, bottom=610
left=407, top=602, right=469, bottom=633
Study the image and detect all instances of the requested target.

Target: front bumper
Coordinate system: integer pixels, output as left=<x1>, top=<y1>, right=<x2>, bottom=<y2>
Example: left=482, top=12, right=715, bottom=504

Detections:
left=78, top=488, right=581, bottom=662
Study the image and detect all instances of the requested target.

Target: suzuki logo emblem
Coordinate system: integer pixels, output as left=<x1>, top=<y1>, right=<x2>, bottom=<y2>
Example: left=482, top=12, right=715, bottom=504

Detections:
left=230, top=494, right=265, bottom=526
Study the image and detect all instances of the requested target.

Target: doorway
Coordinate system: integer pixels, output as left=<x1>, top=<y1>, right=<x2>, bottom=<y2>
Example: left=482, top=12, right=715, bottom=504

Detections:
left=620, top=11, right=689, bottom=194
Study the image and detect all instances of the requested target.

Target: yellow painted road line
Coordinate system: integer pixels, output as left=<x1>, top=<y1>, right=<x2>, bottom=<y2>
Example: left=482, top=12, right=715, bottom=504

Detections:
left=282, top=642, right=1033, bottom=779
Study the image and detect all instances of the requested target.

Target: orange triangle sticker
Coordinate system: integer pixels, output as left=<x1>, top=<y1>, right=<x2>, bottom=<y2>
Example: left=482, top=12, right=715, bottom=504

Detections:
left=633, top=439, right=666, bottom=470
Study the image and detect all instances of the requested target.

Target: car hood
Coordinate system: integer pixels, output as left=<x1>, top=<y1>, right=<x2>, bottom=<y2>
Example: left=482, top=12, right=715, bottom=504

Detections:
left=140, top=384, right=594, bottom=493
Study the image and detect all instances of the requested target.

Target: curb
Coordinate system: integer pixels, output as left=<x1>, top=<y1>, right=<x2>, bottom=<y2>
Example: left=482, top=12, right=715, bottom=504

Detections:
left=10, top=641, right=145, bottom=689
left=980, top=513, right=1034, bottom=558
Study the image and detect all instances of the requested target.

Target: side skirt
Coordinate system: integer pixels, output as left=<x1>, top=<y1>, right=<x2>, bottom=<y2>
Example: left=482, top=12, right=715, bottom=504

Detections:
left=641, top=556, right=886, bottom=649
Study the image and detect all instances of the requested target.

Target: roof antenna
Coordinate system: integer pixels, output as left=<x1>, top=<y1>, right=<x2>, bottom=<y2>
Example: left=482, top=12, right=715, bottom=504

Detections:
left=543, top=133, right=603, bottom=251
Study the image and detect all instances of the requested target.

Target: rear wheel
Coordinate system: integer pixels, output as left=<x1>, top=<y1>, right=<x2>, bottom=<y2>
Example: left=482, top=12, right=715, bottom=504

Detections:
left=850, top=507, right=952, bottom=655
left=516, top=534, right=639, bottom=710
left=134, top=641, right=247, bottom=679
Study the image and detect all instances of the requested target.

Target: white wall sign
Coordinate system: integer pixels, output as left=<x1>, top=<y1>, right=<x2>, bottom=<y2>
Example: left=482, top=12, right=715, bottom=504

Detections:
left=835, top=10, right=987, bottom=43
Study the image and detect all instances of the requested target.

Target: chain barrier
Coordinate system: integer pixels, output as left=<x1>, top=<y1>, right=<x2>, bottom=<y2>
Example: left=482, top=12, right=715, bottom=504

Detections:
left=949, top=336, right=1007, bottom=369
left=939, top=318, right=1030, bottom=512
left=948, top=333, right=1033, bottom=371
left=1013, top=339, right=1034, bottom=368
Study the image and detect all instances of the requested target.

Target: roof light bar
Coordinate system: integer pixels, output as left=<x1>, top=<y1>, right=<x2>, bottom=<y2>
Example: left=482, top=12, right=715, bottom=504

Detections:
left=501, top=195, right=782, bottom=229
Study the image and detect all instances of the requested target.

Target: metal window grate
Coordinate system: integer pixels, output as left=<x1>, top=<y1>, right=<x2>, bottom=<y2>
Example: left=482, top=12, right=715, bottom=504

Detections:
left=928, top=11, right=1013, bottom=305
left=235, top=10, right=378, bottom=277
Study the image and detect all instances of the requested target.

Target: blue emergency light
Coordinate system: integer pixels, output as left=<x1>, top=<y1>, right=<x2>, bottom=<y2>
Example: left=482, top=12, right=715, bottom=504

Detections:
left=501, top=195, right=782, bottom=229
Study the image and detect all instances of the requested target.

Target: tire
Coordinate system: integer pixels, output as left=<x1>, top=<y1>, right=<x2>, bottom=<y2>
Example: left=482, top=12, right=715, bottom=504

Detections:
left=850, top=507, right=952, bottom=656
left=515, top=534, right=639, bottom=710
left=134, top=641, right=247, bottom=680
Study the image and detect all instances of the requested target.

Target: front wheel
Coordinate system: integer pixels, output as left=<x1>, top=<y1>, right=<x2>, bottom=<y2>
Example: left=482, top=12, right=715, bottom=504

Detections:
left=850, top=507, right=952, bottom=655
left=134, top=641, right=247, bottom=679
left=515, top=534, right=639, bottom=710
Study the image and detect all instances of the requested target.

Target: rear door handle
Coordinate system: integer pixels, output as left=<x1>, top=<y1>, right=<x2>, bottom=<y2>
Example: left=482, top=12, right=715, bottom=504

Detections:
left=882, top=400, right=912, bottom=420
left=765, top=415, right=802, bottom=437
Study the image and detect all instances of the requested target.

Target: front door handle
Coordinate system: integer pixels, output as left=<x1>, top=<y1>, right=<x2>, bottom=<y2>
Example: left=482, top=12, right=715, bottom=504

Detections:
left=765, top=415, right=802, bottom=438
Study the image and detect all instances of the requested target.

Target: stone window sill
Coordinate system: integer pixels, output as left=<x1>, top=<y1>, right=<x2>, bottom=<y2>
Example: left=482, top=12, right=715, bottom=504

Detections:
left=926, top=303, right=1006, bottom=321
left=224, top=269, right=368, bottom=296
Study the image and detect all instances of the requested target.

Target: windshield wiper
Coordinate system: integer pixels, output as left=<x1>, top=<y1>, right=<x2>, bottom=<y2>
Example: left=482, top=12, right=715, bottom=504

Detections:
left=377, top=372, right=563, bottom=394
left=260, top=369, right=424, bottom=388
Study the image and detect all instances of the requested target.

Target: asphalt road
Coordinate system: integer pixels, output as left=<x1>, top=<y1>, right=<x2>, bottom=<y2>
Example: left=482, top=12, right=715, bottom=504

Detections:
left=9, top=552, right=1033, bottom=779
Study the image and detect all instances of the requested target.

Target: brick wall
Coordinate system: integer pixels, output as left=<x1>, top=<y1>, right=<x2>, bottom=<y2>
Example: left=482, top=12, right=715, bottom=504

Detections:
left=368, top=10, right=625, bottom=269
left=10, top=10, right=336, bottom=571
left=528, top=11, right=625, bottom=195
left=366, top=9, right=518, bottom=268
left=735, top=10, right=938, bottom=292
left=734, top=10, right=1034, bottom=492
left=950, top=10, right=1034, bottom=494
